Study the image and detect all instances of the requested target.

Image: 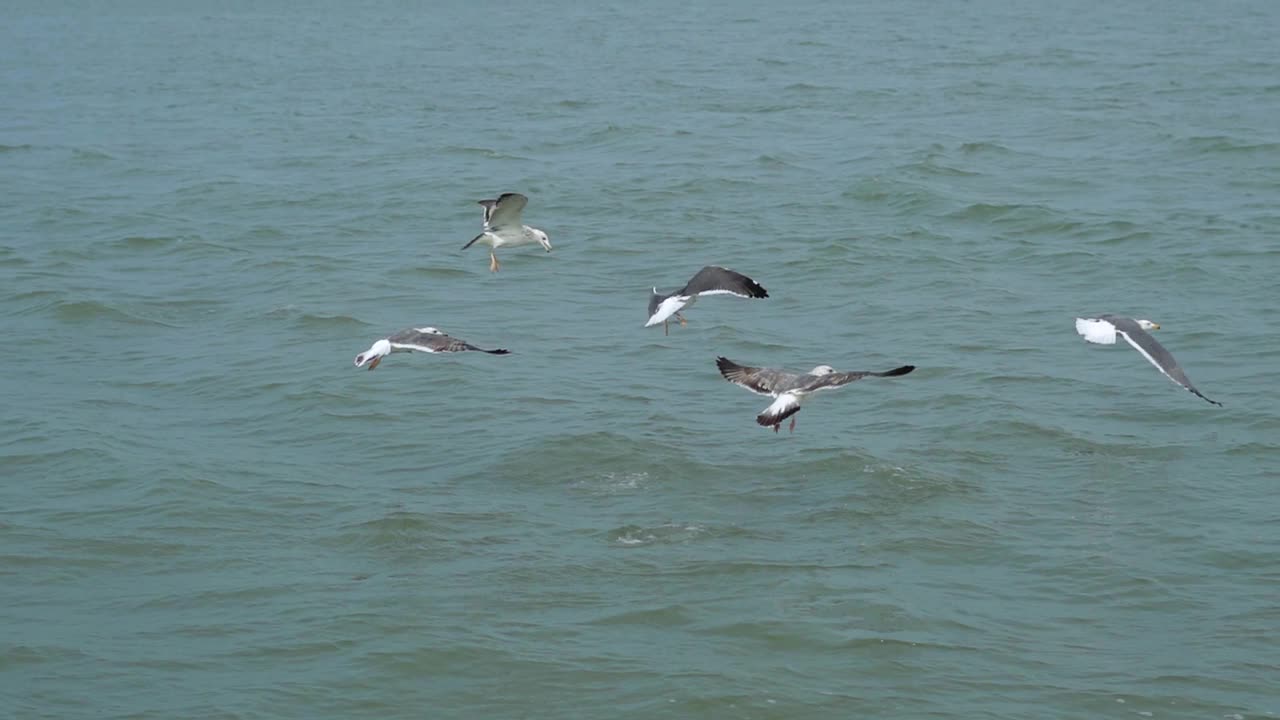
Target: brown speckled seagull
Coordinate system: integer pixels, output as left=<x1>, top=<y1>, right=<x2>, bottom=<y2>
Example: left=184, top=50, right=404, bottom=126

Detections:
left=354, top=327, right=510, bottom=370
left=716, top=357, right=915, bottom=432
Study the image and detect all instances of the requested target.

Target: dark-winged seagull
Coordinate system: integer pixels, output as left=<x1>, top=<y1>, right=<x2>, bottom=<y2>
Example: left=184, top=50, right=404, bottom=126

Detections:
left=354, top=327, right=510, bottom=370
left=462, top=192, right=551, bottom=272
left=646, top=266, right=768, bottom=335
left=1075, top=315, right=1221, bottom=405
left=716, top=357, right=915, bottom=433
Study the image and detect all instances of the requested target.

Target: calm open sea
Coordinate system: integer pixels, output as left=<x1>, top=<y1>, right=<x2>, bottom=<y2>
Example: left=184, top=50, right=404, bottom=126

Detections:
left=3, top=0, right=1278, bottom=717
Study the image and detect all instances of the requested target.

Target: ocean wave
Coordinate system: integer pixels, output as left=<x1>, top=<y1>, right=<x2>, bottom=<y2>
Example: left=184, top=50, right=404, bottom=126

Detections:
left=52, top=300, right=179, bottom=328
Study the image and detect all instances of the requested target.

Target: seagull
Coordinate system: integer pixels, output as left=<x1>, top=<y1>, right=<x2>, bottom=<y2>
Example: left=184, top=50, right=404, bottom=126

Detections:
left=646, top=266, right=769, bottom=335
left=1075, top=315, right=1221, bottom=405
left=716, top=356, right=916, bottom=433
left=353, top=327, right=510, bottom=370
left=462, top=192, right=551, bottom=272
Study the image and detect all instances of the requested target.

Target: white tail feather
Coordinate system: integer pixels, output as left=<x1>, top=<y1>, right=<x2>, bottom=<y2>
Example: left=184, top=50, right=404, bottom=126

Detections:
left=757, top=393, right=801, bottom=426
left=1075, top=318, right=1117, bottom=345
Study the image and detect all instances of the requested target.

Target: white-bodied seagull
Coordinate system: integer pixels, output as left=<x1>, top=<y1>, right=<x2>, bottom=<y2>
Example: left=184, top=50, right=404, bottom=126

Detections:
left=462, top=192, right=551, bottom=272
left=354, top=327, right=510, bottom=370
left=646, top=266, right=768, bottom=335
left=1075, top=315, right=1221, bottom=405
left=716, top=357, right=916, bottom=433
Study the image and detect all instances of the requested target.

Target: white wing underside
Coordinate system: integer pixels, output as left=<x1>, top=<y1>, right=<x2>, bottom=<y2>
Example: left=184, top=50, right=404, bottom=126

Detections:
left=390, top=342, right=437, bottom=353
left=1075, top=317, right=1117, bottom=344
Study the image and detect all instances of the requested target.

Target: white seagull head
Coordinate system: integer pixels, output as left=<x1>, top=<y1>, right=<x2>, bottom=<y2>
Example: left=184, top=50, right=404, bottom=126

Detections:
left=809, top=365, right=837, bottom=376
left=533, top=228, right=552, bottom=252
left=1136, top=319, right=1161, bottom=331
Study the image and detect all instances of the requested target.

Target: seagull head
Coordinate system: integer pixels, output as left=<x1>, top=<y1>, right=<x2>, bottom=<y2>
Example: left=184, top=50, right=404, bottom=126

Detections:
left=809, top=365, right=837, bottom=376
left=1137, top=319, right=1160, bottom=331
left=534, top=229, right=552, bottom=252
left=354, top=339, right=392, bottom=369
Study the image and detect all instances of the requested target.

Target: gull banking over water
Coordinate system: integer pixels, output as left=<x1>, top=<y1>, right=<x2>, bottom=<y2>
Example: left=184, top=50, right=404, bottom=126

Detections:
left=462, top=192, right=551, bottom=272
left=645, top=266, right=768, bottom=335
left=716, top=357, right=916, bottom=433
left=354, top=327, right=510, bottom=370
left=1075, top=315, right=1221, bottom=405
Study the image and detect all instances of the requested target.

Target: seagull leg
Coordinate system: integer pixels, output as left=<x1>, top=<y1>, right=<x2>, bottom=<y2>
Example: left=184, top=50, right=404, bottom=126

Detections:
left=677, top=313, right=688, bottom=327
left=663, top=320, right=669, bottom=336
left=489, top=251, right=499, bottom=273
left=773, top=423, right=780, bottom=433
left=789, top=416, right=796, bottom=433
left=367, top=356, right=382, bottom=371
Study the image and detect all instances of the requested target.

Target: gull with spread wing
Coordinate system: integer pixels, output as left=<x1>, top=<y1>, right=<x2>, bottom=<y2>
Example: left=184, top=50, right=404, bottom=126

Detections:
left=354, top=327, right=510, bottom=370
left=463, top=192, right=551, bottom=272
left=716, top=357, right=915, bottom=433
left=646, top=266, right=768, bottom=335
left=1075, top=315, right=1221, bottom=405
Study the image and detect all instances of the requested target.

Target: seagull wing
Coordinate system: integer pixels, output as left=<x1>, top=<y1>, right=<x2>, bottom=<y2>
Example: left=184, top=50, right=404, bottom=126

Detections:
left=389, top=329, right=509, bottom=355
left=716, top=357, right=798, bottom=396
left=485, top=192, right=528, bottom=230
left=1111, top=322, right=1221, bottom=406
left=387, top=328, right=448, bottom=353
left=477, top=199, right=499, bottom=226
left=681, top=266, right=769, bottom=299
left=797, top=365, right=916, bottom=393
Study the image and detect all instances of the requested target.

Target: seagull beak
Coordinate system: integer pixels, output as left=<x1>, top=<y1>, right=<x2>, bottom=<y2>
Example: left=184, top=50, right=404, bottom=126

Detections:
left=1151, top=323, right=1161, bottom=330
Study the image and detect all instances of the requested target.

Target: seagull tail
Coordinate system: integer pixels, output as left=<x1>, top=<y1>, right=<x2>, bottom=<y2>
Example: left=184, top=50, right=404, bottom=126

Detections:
left=757, top=395, right=801, bottom=428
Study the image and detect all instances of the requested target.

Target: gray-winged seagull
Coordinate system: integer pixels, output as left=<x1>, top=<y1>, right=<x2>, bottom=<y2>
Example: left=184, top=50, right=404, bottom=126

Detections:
left=1075, top=315, right=1221, bottom=405
left=646, top=266, right=768, bottom=335
left=716, top=357, right=916, bottom=433
left=462, top=192, right=551, bottom=272
left=354, top=327, right=510, bottom=370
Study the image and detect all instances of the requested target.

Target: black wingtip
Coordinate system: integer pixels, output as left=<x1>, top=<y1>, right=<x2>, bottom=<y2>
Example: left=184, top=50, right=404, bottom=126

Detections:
left=488, top=349, right=512, bottom=355
left=462, top=233, right=483, bottom=250
left=1193, top=389, right=1222, bottom=406
left=881, top=365, right=915, bottom=377
left=716, top=356, right=737, bottom=373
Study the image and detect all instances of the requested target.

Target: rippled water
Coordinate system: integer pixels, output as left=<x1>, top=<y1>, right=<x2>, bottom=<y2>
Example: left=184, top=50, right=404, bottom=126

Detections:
left=3, top=0, right=1279, bottom=717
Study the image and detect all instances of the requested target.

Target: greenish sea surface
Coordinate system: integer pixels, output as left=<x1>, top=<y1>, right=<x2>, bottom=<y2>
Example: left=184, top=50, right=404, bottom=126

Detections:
left=3, top=0, right=1278, bottom=717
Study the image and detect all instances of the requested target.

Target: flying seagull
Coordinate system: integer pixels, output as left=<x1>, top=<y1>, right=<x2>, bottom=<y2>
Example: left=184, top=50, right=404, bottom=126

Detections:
left=716, top=356, right=916, bottom=433
left=462, top=192, right=551, bottom=272
left=353, top=327, right=510, bottom=370
left=646, top=266, right=769, bottom=335
left=1075, top=315, right=1221, bottom=405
